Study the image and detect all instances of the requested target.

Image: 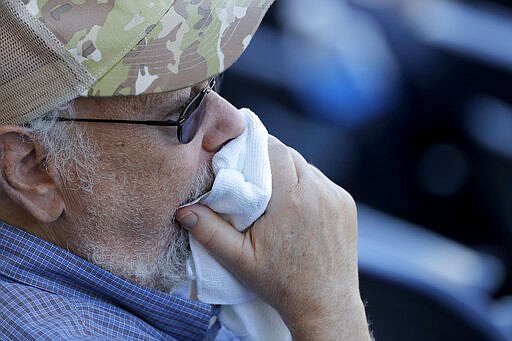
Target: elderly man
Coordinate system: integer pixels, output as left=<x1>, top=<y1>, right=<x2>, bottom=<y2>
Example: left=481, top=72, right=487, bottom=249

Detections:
left=0, top=1, right=370, bottom=340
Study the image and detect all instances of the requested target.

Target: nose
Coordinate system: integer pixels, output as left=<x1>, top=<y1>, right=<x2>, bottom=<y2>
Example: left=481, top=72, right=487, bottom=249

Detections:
left=200, top=91, right=246, bottom=153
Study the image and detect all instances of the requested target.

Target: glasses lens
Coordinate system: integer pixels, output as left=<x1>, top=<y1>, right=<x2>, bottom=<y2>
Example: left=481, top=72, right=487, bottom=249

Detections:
left=178, top=92, right=207, bottom=144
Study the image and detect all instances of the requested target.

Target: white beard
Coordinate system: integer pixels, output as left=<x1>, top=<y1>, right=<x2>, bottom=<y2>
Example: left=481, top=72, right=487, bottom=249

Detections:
left=70, top=163, right=214, bottom=293
left=31, top=102, right=216, bottom=293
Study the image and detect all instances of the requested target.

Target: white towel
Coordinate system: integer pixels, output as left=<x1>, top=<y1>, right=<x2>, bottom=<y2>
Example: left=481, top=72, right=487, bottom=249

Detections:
left=185, top=108, right=291, bottom=341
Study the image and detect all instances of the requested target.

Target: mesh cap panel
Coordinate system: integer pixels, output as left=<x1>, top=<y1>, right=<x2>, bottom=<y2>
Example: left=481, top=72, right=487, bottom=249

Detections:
left=0, top=0, right=94, bottom=125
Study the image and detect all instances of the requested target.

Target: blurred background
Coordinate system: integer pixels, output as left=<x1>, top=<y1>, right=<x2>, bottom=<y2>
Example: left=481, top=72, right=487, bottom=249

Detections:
left=220, top=0, right=512, bottom=339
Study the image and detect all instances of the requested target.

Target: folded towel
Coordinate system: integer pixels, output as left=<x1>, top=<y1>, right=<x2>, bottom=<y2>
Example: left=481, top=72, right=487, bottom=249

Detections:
left=185, top=108, right=291, bottom=340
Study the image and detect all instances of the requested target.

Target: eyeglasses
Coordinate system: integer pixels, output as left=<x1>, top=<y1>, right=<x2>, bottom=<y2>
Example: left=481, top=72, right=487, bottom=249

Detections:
left=50, top=77, right=218, bottom=144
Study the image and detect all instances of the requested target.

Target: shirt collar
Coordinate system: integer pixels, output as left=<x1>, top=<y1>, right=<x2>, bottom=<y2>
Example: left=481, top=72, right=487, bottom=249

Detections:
left=0, top=221, right=214, bottom=340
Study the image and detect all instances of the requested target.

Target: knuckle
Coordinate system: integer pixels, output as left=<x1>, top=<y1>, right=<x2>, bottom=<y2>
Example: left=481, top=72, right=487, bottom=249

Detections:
left=339, top=187, right=356, bottom=208
left=267, top=135, right=279, bottom=145
left=290, top=182, right=307, bottom=205
left=337, top=187, right=358, bottom=221
left=200, top=226, right=219, bottom=251
left=268, top=140, right=289, bottom=158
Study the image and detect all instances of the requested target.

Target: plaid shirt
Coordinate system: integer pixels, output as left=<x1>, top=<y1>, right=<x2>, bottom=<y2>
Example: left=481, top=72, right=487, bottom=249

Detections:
left=0, top=222, right=218, bottom=340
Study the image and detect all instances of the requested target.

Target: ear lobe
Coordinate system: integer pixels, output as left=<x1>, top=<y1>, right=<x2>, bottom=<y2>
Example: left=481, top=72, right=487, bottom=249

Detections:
left=0, top=126, right=64, bottom=223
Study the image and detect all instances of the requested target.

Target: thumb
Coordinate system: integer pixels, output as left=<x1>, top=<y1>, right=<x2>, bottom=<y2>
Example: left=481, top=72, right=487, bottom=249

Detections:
left=176, top=204, right=247, bottom=269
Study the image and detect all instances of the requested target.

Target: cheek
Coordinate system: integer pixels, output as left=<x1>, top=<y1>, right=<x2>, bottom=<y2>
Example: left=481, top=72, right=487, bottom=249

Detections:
left=77, top=126, right=207, bottom=222
left=105, top=141, right=200, bottom=212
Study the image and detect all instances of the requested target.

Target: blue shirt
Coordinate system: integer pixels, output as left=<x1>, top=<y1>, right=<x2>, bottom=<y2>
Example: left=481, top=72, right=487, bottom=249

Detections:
left=0, top=222, right=218, bottom=340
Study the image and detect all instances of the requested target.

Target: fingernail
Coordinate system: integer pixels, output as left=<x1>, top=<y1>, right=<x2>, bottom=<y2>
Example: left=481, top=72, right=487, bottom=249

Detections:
left=177, top=212, right=198, bottom=230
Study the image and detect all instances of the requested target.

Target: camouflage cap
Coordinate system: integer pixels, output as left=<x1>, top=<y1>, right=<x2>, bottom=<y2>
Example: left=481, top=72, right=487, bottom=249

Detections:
left=0, top=0, right=274, bottom=124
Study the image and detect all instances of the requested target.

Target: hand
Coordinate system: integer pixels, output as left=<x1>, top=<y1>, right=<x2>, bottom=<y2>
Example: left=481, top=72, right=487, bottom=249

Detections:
left=177, top=136, right=370, bottom=340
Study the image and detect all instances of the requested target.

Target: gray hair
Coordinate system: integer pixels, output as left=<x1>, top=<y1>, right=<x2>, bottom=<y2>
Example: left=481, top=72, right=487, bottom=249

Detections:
left=25, top=102, right=99, bottom=192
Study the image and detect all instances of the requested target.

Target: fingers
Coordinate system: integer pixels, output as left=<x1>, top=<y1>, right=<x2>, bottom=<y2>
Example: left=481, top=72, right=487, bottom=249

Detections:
left=288, top=147, right=315, bottom=180
left=176, top=204, right=247, bottom=270
left=267, top=135, right=317, bottom=193
left=278, top=137, right=339, bottom=190
left=267, top=136, right=299, bottom=187
left=177, top=136, right=318, bottom=282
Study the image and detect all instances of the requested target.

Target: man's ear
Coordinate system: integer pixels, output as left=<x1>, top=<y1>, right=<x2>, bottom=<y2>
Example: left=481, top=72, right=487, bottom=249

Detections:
left=0, top=125, right=64, bottom=223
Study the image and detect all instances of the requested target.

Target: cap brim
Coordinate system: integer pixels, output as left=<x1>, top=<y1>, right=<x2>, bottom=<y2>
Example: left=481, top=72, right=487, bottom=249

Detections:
left=89, top=0, right=273, bottom=97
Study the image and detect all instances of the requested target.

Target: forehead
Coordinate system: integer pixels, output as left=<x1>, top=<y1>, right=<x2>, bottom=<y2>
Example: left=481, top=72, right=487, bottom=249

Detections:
left=133, top=87, right=191, bottom=108
left=73, top=79, right=209, bottom=119
left=86, top=80, right=209, bottom=104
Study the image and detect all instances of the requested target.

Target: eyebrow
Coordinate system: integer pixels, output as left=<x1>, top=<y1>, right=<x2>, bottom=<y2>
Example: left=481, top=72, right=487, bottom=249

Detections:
left=155, top=89, right=190, bottom=106
left=133, top=78, right=211, bottom=120
left=152, top=79, right=212, bottom=115
left=155, top=79, right=208, bottom=104
left=140, top=88, right=192, bottom=119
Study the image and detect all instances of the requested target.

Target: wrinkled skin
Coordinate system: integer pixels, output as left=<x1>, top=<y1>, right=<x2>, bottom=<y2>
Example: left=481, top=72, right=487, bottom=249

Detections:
left=177, top=136, right=371, bottom=340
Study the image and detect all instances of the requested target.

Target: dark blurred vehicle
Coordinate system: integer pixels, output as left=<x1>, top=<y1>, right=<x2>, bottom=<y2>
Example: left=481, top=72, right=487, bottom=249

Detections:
left=221, top=0, right=512, bottom=339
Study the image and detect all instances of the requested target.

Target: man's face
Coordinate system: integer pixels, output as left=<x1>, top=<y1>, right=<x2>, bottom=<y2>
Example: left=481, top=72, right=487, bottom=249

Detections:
left=52, top=82, right=245, bottom=292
